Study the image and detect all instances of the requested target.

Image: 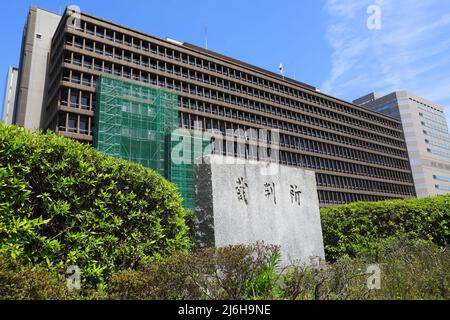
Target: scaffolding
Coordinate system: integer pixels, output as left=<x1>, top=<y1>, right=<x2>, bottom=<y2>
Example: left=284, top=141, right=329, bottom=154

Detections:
left=170, top=131, right=211, bottom=211
left=94, top=76, right=210, bottom=209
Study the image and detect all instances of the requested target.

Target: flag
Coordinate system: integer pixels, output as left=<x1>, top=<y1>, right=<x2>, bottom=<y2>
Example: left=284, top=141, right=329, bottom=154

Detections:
left=278, top=63, right=284, bottom=75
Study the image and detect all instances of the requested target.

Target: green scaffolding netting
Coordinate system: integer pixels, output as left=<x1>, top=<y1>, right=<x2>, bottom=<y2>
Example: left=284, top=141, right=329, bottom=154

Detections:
left=93, top=76, right=208, bottom=210
left=170, top=131, right=211, bottom=210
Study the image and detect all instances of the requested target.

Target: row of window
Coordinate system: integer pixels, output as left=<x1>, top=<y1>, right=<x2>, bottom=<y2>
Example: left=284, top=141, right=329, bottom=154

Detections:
left=59, top=46, right=403, bottom=141
left=316, top=174, right=413, bottom=195
left=318, top=190, right=403, bottom=206
left=433, top=175, right=450, bottom=183
left=435, top=185, right=450, bottom=191
left=174, top=122, right=411, bottom=183
left=419, top=112, right=448, bottom=127
left=187, top=123, right=406, bottom=171
left=279, top=135, right=407, bottom=169
left=61, top=88, right=94, bottom=110
left=421, top=121, right=450, bottom=134
left=54, top=26, right=401, bottom=132
left=414, top=100, right=445, bottom=117
left=57, top=65, right=407, bottom=154
left=55, top=71, right=408, bottom=169
left=181, top=120, right=408, bottom=174
left=427, top=148, right=450, bottom=159
left=279, top=151, right=411, bottom=183
left=202, top=132, right=411, bottom=184
left=58, top=112, right=90, bottom=135
left=425, top=139, right=450, bottom=152
left=179, top=102, right=407, bottom=158
left=53, top=103, right=412, bottom=186
left=423, top=130, right=450, bottom=144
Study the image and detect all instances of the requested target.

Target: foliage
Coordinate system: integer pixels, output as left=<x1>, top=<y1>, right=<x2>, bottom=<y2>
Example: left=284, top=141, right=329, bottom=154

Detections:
left=2, top=241, right=448, bottom=300
left=0, top=123, right=191, bottom=285
left=0, top=254, right=78, bottom=300
left=320, top=195, right=450, bottom=262
left=279, top=238, right=450, bottom=300
left=374, top=238, right=450, bottom=300
left=108, top=242, right=281, bottom=300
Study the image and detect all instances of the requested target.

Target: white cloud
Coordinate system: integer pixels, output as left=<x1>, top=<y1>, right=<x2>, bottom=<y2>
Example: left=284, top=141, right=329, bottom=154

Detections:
left=322, top=0, right=450, bottom=118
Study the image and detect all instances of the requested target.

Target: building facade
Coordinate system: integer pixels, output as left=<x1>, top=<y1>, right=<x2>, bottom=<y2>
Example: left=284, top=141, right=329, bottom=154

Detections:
left=354, top=91, right=450, bottom=198
left=13, top=7, right=61, bottom=130
left=14, top=7, right=417, bottom=206
left=2, top=67, right=19, bottom=125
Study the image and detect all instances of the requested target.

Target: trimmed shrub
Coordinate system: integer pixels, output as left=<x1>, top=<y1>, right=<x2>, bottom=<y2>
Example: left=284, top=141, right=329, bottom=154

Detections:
left=320, top=195, right=450, bottom=262
left=0, top=123, right=191, bottom=285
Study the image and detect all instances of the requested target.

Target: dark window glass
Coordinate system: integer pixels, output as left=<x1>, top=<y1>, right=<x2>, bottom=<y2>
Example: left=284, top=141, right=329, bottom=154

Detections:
left=79, top=116, right=88, bottom=134
left=70, top=93, right=78, bottom=107
left=68, top=115, right=77, bottom=132
left=81, top=94, right=89, bottom=109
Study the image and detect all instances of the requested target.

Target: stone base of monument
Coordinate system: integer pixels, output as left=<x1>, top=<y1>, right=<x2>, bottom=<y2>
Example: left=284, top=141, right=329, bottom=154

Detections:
left=194, top=155, right=325, bottom=267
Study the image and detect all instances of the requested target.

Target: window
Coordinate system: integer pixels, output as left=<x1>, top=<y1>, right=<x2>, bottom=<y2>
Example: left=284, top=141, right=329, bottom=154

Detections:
left=95, top=43, right=103, bottom=55
left=96, top=27, right=105, bottom=38
left=70, top=92, right=79, bottom=107
left=422, top=121, right=449, bottom=134
left=74, top=37, right=83, bottom=48
left=85, top=41, right=93, bottom=52
left=94, top=61, right=102, bottom=71
left=80, top=94, right=89, bottom=109
left=82, top=74, right=90, bottom=86
left=83, top=57, right=92, bottom=68
left=428, top=148, right=450, bottom=159
left=58, top=114, right=66, bottom=130
left=423, top=130, right=450, bottom=143
left=115, top=49, right=123, bottom=60
left=73, top=55, right=82, bottom=66
left=68, top=115, right=78, bottom=133
left=426, top=139, right=450, bottom=151
left=79, top=116, right=88, bottom=134
left=72, top=73, right=81, bottom=85
left=433, top=175, right=450, bottom=183
left=435, top=185, right=450, bottom=191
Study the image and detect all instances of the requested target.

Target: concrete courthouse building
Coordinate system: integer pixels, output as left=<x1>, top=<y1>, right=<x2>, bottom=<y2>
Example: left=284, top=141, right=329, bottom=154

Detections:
left=5, top=6, right=417, bottom=207
left=355, top=92, right=450, bottom=198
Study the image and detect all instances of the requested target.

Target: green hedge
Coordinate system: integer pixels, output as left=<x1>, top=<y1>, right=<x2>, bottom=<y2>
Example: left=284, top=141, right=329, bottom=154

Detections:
left=0, top=123, right=191, bottom=285
left=321, top=195, right=450, bottom=262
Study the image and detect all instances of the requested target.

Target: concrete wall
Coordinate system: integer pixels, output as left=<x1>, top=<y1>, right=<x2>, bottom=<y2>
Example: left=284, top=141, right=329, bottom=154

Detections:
left=13, top=7, right=61, bottom=130
left=195, top=155, right=325, bottom=266
left=2, top=67, right=19, bottom=125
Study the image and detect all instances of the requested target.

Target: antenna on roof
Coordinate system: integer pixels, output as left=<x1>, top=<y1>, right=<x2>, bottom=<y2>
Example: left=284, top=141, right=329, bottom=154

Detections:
left=205, top=27, right=208, bottom=50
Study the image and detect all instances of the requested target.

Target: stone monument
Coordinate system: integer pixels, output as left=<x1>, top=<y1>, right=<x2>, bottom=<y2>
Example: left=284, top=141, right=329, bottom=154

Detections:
left=194, top=155, right=325, bottom=266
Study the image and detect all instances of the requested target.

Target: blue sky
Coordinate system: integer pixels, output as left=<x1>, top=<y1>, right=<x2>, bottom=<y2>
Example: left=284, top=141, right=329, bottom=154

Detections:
left=1, top=0, right=450, bottom=121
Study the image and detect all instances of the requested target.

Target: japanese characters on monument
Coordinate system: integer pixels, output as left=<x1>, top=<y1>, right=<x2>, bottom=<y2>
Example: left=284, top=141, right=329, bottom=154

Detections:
left=195, top=155, right=325, bottom=266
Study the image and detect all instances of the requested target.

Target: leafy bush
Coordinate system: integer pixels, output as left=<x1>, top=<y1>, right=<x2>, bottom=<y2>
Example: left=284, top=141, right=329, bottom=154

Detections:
left=279, top=238, right=450, bottom=300
left=0, top=254, right=78, bottom=300
left=0, top=123, right=191, bottom=285
left=1, top=241, right=449, bottom=300
left=108, top=242, right=281, bottom=300
left=320, top=195, right=450, bottom=262
left=279, top=259, right=371, bottom=300
left=374, top=238, right=450, bottom=300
